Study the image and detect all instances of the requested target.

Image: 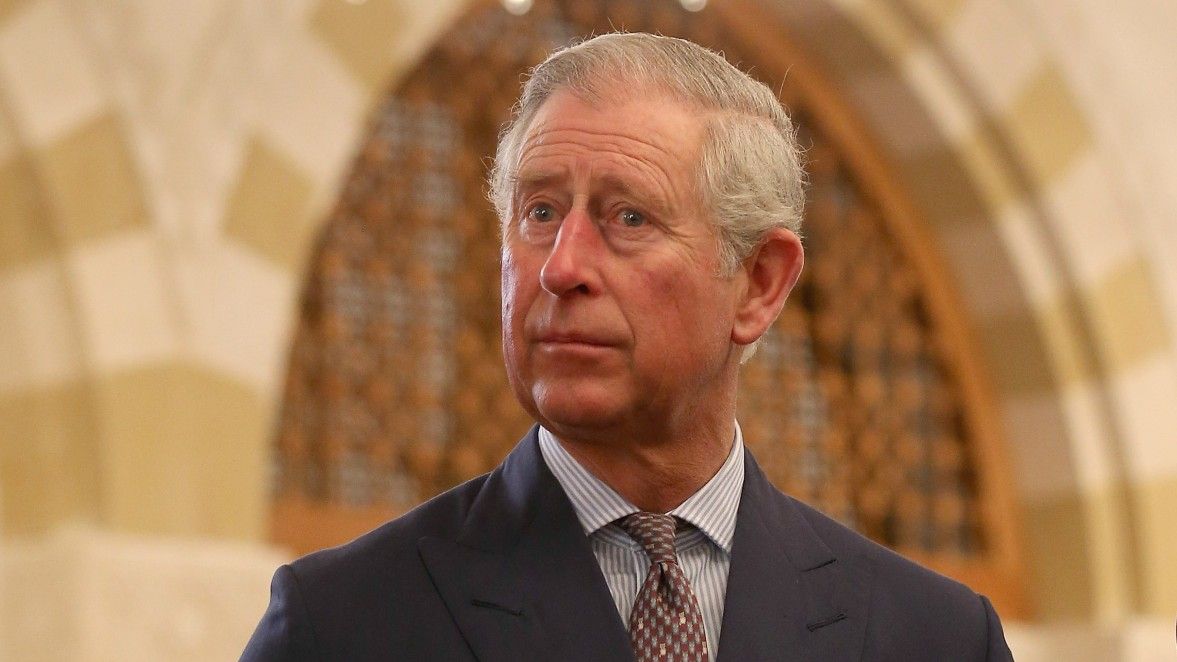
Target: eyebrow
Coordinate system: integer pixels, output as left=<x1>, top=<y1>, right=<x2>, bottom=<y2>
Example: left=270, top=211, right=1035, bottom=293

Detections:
left=513, top=170, right=566, bottom=194
left=597, top=174, right=671, bottom=216
left=514, top=169, right=670, bottom=212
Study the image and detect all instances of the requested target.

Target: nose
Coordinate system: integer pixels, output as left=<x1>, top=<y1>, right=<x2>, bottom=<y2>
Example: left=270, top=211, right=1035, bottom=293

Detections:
left=539, top=208, right=601, bottom=297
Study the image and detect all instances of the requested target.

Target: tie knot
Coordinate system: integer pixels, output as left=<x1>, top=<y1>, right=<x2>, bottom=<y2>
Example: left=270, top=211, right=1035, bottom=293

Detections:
left=620, top=512, right=679, bottom=565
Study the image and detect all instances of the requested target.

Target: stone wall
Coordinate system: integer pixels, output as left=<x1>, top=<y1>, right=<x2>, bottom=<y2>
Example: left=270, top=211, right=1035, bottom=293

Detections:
left=0, top=0, right=1175, bottom=658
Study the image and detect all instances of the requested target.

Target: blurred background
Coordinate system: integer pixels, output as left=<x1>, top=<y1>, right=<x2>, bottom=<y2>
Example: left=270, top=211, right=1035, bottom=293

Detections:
left=0, top=0, right=1175, bottom=659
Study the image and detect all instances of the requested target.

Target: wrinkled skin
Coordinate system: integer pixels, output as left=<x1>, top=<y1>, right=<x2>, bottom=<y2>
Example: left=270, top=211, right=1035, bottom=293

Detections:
left=500, top=89, right=803, bottom=508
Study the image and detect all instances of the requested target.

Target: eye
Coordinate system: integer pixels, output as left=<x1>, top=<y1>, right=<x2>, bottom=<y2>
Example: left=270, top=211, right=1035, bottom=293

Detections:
left=619, top=209, right=646, bottom=227
left=528, top=203, right=556, bottom=223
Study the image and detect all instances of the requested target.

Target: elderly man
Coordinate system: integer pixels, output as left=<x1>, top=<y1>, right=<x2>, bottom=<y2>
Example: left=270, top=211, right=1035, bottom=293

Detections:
left=243, top=33, right=1012, bottom=661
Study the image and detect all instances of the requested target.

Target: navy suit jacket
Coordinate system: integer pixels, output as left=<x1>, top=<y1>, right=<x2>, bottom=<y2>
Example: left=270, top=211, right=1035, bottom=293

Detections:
left=242, top=427, right=1013, bottom=660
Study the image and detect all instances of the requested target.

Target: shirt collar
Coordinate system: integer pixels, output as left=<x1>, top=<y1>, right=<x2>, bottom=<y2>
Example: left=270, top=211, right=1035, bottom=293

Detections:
left=538, top=423, right=745, bottom=553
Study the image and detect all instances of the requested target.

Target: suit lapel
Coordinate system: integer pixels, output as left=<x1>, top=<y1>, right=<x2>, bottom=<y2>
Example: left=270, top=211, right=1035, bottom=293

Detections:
left=716, top=453, right=870, bottom=662
left=419, top=427, right=633, bottom=662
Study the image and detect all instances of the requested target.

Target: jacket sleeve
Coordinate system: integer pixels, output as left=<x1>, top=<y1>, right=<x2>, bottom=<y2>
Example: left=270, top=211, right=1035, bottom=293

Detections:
left=980, top=595, right=1015, bottom=661
left=240, top=565, right=320, bottom=661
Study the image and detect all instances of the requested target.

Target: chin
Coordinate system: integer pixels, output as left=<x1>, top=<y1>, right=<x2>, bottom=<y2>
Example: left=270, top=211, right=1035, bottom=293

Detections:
left=529, top=384, right=627, bottom=435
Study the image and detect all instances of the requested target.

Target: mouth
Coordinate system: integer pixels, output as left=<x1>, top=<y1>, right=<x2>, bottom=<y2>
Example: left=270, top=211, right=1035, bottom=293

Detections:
left=534, top=327, right=626, bottom=351
left=533, top=331, right=618, bottom=349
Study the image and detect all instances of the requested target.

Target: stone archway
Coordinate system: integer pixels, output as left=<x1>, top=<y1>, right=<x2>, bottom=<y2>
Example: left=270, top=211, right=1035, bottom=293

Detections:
left=760, top=0, right=1177, bottom=620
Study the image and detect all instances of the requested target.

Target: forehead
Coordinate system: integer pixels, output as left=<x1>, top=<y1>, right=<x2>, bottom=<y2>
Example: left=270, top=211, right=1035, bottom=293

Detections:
left=515, top=88, right=706, bottom=185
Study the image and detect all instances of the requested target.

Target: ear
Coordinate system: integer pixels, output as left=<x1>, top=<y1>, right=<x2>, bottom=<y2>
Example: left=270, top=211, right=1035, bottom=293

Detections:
left=731, top=228, right=804, bottom=346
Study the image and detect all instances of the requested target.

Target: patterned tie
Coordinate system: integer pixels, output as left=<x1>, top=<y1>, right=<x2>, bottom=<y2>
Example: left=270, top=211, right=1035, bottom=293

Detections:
left=620, top=512, right=709, bottom=662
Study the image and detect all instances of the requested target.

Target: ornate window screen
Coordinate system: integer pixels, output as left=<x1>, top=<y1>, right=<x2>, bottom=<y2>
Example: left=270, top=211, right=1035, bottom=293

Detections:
left=271, top=0, right=1027, bottom=618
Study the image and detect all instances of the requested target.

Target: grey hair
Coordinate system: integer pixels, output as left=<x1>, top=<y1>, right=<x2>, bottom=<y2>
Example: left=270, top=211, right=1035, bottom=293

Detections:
left=488, top=32, right=806, bottom=275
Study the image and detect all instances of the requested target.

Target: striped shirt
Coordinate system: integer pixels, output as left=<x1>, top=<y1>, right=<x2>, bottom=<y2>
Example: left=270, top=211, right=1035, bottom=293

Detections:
left=538, top=425, right=745, bottom=661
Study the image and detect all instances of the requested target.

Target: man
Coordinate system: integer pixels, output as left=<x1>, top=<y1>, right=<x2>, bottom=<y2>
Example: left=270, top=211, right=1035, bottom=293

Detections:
left=243, top=33, right=1013, bottom=661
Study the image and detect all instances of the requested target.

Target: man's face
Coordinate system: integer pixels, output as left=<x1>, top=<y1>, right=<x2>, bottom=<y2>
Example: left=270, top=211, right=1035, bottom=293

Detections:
left=500, top=88, right=747, bottom=441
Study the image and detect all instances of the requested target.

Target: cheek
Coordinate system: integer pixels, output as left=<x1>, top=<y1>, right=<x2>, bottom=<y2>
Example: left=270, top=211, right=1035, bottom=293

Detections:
left=499, top=288, right=527, bottom=377
left=644, top=265, right=706, bottom=313
left=647, top=268, right=733, bottom=344
left=630, top=269, right=700, bottom=344
left=500, top=251, right=540, bottom=363
left=500, top=250, right=527, bottom=321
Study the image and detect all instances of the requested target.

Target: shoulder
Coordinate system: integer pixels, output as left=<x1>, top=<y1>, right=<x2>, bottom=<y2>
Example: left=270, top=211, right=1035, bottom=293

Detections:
left=789, top=496, right=972, bottom=594
left=783, top=496, right=1011, bottom=660
left=289, top=471, right=491, bottom=589
left=787, top=495, right=977, bottom=604
left=242, top=473, right=495, bottom=659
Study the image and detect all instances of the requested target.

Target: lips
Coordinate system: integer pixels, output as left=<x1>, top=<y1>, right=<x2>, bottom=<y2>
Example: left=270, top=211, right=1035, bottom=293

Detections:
left=534, top=331, right=616, bottom=347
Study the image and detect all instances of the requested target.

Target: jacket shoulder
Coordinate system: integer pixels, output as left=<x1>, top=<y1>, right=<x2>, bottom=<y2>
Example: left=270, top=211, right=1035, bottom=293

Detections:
left=290, top=471, right=491, bottom=585
left=786, top=496, right=1011, bottom=660
left=788, top=496, right=974, bottom=597
left=242, top=473, right=494, bottom=660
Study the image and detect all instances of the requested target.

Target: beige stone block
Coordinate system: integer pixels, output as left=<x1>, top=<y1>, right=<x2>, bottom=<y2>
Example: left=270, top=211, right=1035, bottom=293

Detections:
left=994, top=201, right=1063, bottom=307
left=0, top=153, right=57, bottom=271
left=0, top=535, right=79, bottom=660
left=1084, top=257, right=1171, bottom=374
left=900, top=44, right=976, bottom=146
left=848, top=0, right=917, bottom=59
left=898, top=145, right=993, bottom=227
left=222, top=137, right=314, bottom=271
left=1113, top=357, right=1177, bottom=481
left=256, top=33, right=364, bottom=187
left=93, top=362, right=269, bottom=541
left=67, top=230, right=177, bottom=371
left=0, top=259, right=83, bottom=392
left=1043, top=153, right=1137, bottom=288
left=175, top=242, right=296, bottom=395
left=1034, top=293, right=1095, bottom=388
left=998, top=391, right=1078, bottom=500
left=1081, top=483, right=1139, bottom=622
left=310, top=0, right=466, bottom=94
left=954, top=128, right=1019, bottom=213
left=310, top=0, right=406, bottom=91
left=1134, top=476, right=1177, bottom=615
left=0, top=528, right=290, bottom=661
left=847, top=69, right=947, bottom=156
left=1021, top=493, right=1094, bottom=620
left=947, top=0, right=1044, bottom=112
left=904, top=0, right=968, bottom=31
left=823, top=0, right=866, bottom=14
left=1003, top=622, right=1119, bottom=662
left=1004, top=617, right=1177, bottom=661
left=1120, top=615, right=1177, bottom=661
left=0, top=380, right=101, bottom=534
left=791, top=2, right=891, bottom=81
left=72, top=530, right=287, bottom=660
left=935, top=221, right=1026, bottom=319
left=977, top=306, right=1074, bottom=397
left=1059, top=380, right=1122, bottom=495
left=1003, top=65, right=1092, bottom=190
left=37, top=113, right=149, bottom=245
left=0, top=0, right=108, bottom=146
left=0, top=97, right=19, bottom=161
left=0, top=0, right=36, bottom=26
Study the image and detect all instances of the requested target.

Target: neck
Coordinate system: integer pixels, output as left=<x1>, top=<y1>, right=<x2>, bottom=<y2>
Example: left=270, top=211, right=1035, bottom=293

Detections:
left=553, top=417, right=736, bottom=513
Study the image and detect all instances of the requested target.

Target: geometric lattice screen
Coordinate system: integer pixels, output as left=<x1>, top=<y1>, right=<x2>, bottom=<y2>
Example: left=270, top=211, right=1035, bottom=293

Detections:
left=271, top=0, right=1026, bottom=617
